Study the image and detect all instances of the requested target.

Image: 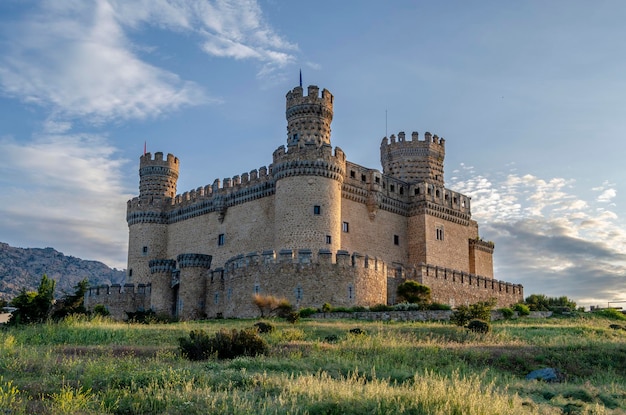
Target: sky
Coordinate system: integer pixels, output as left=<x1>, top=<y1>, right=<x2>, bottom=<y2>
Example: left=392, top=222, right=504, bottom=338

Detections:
left=0, top=0, right=625, bottom=309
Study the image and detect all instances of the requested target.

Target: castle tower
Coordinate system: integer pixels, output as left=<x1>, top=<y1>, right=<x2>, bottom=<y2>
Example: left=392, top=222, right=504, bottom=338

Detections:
left=177, top=254, right=212, bottom=320
left=380, top=131, right=445, bottom=185
left=273, top=85, right=345, bottom=253
left=148, top=259, right=177, bottom=315
left=286, top=85, right=334, bottom=148
left=126, top=152, right=179, bottom=286
left=139, top=152, right=179, bottom=199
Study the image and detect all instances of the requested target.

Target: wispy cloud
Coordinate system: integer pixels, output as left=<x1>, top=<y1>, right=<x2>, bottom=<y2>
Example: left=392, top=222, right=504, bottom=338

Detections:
left=0, top=133, right=132, bottom=268
left=450, top=165, right=626, bottom=308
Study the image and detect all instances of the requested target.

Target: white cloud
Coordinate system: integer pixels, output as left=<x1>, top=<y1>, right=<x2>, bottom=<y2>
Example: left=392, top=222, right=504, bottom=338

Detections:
left=450, top=166, right=626, bottom=308
left=0, top=134, right=132, bottom=268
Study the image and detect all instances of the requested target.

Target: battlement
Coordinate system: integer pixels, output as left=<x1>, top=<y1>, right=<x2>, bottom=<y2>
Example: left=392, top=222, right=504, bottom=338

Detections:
left=139, top=152, right=179, bottom=199
left=272, top=144, right=346, bottom=182
left=286, top=85, right=334, bottom=108
left=140, top=151, right=179, bottom=167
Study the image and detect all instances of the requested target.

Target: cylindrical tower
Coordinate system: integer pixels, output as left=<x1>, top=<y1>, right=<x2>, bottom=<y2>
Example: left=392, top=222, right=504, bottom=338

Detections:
left=380, top=131, right=445, bottom=185
left=177, top=254, right=212, bottom=320
left=286, top=85, right=334, bottom=148
left=126, top=152, right=179, bottom=286
left=273, top=85, right=345, bottom=254
left=148, top=259, right=177, bottom=315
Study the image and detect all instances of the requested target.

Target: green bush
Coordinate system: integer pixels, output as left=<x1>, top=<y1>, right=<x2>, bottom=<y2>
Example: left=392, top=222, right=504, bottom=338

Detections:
left=467, top=319, right=491, bottom=333
left=92, top=304, right=110, bottom=317
left=254, top=321, right=275, bottom=333
left=179, top=328, right=268, bottom=361
left=450, top=299, right=496, bottom=326
left=428, top=303, right=452, bottom=310
left=370, top=304, right=393, bottom=312
left=126, top=310, right=175, bottom=324
left=513, top=303, right=530, bottom=316
left=594, top=308, right=626, bottom=321
left=321, top=303, right=332, bottom=313
left=499, top=307, right=514, bottom=319
left=286, top=311, right=300, bottom=324
left=396, top=280, right=431, bottom=305
left=298, top=307, right=318, bottom=318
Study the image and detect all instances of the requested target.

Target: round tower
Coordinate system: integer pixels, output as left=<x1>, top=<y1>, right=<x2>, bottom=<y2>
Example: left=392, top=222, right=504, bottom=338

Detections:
left=286, top=85, right=334, bottom=148
left=380, top=131, right=445, bottom=185
left=126, top=152, right=179, bottom=287
left=148, top=259, right=177, bottom=315
left=273, top=85, right=345, bottom=254
left=177, top=254, right=212, bottom=320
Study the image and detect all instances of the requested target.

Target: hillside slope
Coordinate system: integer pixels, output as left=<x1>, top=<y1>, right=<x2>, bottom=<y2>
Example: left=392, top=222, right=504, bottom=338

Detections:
left=0, top=242, right=125, bottom=301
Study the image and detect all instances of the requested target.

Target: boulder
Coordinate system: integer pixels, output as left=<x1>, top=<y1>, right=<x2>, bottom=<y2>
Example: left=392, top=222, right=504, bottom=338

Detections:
left=525, top=368, right=564, bottom=383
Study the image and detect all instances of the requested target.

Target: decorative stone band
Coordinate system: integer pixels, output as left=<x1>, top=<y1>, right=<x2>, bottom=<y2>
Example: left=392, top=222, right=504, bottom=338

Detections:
left=127, top=210, right=168, bottom=225
left=272, top=158, right=345, bottom=182
left=139, top=165, right=179, bottom=180
left=149, top=259, right=177, bottom=274
left=177, top=253, right=213, bottom=269
left=469, top=238, right=495, bottom=253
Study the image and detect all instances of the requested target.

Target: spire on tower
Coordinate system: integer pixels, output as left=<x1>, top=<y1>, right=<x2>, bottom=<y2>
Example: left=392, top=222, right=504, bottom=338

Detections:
left=299, top=69, right=302, bottom=87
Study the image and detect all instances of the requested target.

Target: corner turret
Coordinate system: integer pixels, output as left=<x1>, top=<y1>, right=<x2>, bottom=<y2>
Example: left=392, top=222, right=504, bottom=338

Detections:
left=286, top=85, right=334, bottom=148
left=380, top=131, right=445, bottom=185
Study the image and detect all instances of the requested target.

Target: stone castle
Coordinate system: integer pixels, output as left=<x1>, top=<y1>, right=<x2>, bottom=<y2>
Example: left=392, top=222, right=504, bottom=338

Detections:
left=85, top=83, right=523, bottom=320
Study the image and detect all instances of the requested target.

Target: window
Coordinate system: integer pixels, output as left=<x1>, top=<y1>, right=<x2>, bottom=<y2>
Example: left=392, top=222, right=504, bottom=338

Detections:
left=128, top=269, right=133, bottom=277
left=142, top=246, right=148, bottom=255
left=342, top=221, right=349, bottom=233
left=399, top=186, right=404, bottom=195
left=313, top=205, right=321, bottom=215
left=214, top=292, right=220, bottom=304
left=296, top=286, right=303, bottom=301
left=348, top=284, right=354, bottom=300
left=390, top=184, right=395, bottom=192
left=394, top=235, right=399, bottom=245
left=218, top=234, right=225, bottom=246
left=254, top=284, right=260, bottom=295
left=436, top=226, right=444, bottom=241
left=375, top=177, right=380, bottom=184
left=361, top=174, right=366, bottom=182
left=326, top=235, right=332, bottom=244
left=415, top=188, right=420, bottom=195
left=350, top=170, right=356, bottom=178
left=227, top=288, right=232, bottom=301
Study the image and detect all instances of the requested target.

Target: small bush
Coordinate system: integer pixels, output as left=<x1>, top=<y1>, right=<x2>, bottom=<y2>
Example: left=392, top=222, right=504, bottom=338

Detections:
left=321, top=303, right=332, bottom=314
left=179, top=328, right=268, bottom=361
left=126, top=310, right=174, bottom=324
left=608, top=324, right=625, bottom=331
left=513, top=303, right=530, bottom=316
left=92, top=304, right=110, bottom=317
left=276, top=299, right=294, bottom=319
left=349, top=328, right=365, bottom=335
left=467, top=319, right=491, bottom=334
left=298, top=307, right=318, bottom=318
left=370, top=304, right=393, bottom=312
left=324, top=334, right=339, bottom=343
left=450, top=299, right=496, bottom=326
left=499, top=307, right=514, bottom=319
left=254, top=321, right=275, bottom=334
left=594, top=308, right=626, bottom=321
left=286, top=311, right=300, bottom=324
left=428, top=303, right=452, bottom=310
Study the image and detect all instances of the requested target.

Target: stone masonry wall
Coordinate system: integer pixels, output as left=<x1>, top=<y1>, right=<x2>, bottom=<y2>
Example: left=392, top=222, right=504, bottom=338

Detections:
left=84, top=284, right=150, bottom=320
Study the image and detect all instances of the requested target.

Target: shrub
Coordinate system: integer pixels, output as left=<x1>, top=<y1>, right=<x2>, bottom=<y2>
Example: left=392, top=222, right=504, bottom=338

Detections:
left=324, top=334, right=339, bottom=343
left=286, top=311, right=300, bottom=324
left=370, top=304, right=393, bottom=312
left=92, top=304, right=110, bottom=317
left=321, top=303, right=332, bottom=314
left=179, top=328, right=268, bottom=361
left=276, top=299, right=294, bottom=319
left=9, top=274, right=56, bottom=325
left=396, top=280, right=431, bottom=305
left=349, top=328, right=365, bottom=335
left=450, top=299, right=496, bottom=326
left=254, top=321, right=275, bottom=334
left=513, top=303, right=530, bottom=316
left=298, top=307, right=318, bottom=318
left=467, top=319, right=491, bottom=333
left=499, top=307, right=514, bottom=319
left=594, top=308, right=626, bottom=321
left=126, top=310, right=175, bottom=324
left=428, top=303, right=452, bottom=311
left=608, top=324, right=625, bottom=331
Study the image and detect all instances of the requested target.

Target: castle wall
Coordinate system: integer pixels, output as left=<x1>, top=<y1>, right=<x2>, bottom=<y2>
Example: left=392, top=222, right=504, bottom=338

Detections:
left=414, top=264, right=523, bottom=307
left=177, top=253, right=212, bottom=320
left=469, top=239, right=495, bottom=278
left=205, top=250, right=387, bottom=318
left=127, top=222, right=168, bottom=285
left=340, top=198, right=408, bottom=265
left=166, top=196, right=275, bottom=268
left=422, top=214, right=475, bottom=272
left=84, top=284, right=150, bottom=321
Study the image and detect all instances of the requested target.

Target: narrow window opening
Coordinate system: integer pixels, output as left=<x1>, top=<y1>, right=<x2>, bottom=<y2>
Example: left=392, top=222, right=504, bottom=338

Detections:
left=361, top=174, right=366, bottom=182
left=350, top=170, right=356, bottom=178
left=254, top=284, right=260, bottom=295
left=218, top=233, right=225, bottom=246
left=399, top=187, right=404, bottom=195
left=326, top=235, right=332, bottom=244
left=394, top=235, right=399, bottom=245
left=390, top=184, right=395, bottom=192
left=342, top=222, right=349, bottom=233
left=313, top=205, right=321, bottom=215
left=142, top=246, right=148, bottom=255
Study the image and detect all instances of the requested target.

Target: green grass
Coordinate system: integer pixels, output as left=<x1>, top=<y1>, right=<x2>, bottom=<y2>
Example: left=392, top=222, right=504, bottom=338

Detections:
left=0, top=313, right=624, bottom=414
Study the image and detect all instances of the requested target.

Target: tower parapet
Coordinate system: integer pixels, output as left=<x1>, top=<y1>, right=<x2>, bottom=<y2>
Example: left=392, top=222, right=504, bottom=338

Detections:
left=380, top=131, right=445, bottom=185
left=286, top=85, right=334, bottom=148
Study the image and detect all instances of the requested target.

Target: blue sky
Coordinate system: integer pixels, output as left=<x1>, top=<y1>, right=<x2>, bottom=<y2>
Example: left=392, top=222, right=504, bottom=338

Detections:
left=0, top=0, right=624, bottom=309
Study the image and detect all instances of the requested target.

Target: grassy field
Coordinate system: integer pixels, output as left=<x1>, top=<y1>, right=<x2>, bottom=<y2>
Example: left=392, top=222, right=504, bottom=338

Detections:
left=0, top=313, right=625, bottom=414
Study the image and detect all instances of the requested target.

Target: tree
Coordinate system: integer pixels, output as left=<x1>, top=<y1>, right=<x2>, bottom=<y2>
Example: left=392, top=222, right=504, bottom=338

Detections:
left=52, top=278, right=89, bottom=320
left=397, top=280, right=431, bottom=306
left=450, top=298, right=497, bottom=326
left=9, top=274, right=56, bottom=325
left=525, top=294, right=577, bottom=312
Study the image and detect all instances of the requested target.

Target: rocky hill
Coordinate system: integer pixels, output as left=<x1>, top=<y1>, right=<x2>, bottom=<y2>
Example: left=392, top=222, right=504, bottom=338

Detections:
left=0, top=242, right=126, bottom=301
